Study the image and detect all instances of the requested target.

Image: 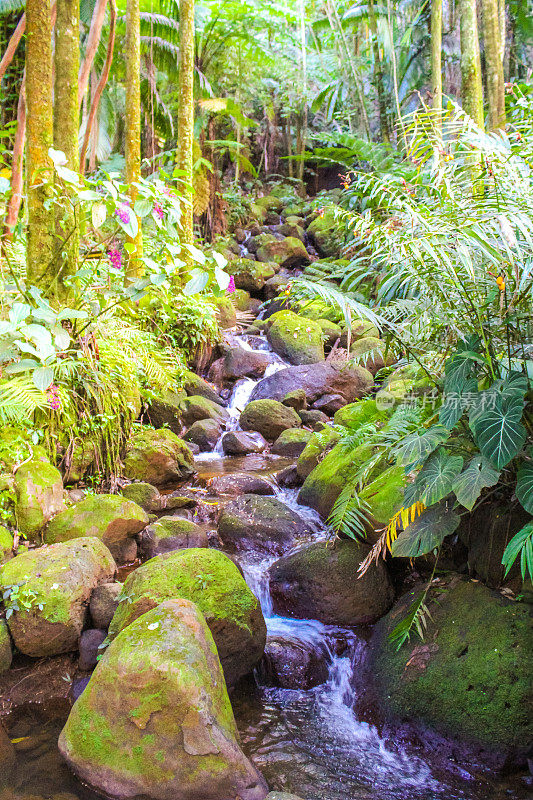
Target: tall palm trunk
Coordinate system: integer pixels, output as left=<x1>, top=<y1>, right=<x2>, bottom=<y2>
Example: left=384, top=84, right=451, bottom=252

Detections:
left=368, top=0, right=390, bottom=143
left=125, top=0, right=143, bottom=279
left=177, top=0, right=195, bottom=247
left=481, top=0, right=505, bottom=129
left=459, top=0, right=484, bottom=127
left=26, top=0, right=55, bottom=294
left=431, top=0, right=443, bottom=132
left=54, top=0, right=80, bottom=292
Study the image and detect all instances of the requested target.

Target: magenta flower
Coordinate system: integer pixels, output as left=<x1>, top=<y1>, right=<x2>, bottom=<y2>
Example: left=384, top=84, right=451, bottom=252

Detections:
left=108, top=247, right=122, bottom=270
left=227, top=275, right=236, bottom=294
left=154, top=203, right=165, bottom=220
left=115, top=203, right=130, bottom=225
left=46, top=384, right=61, bottom=411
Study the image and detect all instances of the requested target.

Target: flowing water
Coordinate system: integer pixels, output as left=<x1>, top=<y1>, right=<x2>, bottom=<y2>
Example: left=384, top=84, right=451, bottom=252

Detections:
left=2, top=332, right=530, bottom=800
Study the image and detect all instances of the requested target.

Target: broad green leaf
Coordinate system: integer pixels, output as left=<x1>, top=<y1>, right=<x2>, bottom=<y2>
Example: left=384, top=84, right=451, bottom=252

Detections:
left=502, top=521, right=533, bottom=581
left=9, top=303, right=31, bottom=326
left=391, top=503, right=460, bottom=558
left=452, top=457, right=500, bottom=510
left=32, top=366, right=54, bottom=391
left=212, top=250, right=228, bottom=269
left=56, top=308, right=88, bottom=321
left=473, top=396, right=526, bottom=469
left=184, top=244, right=207, bottom=265
left=91, top=202, right=107, bottom=229
left=516, top=460, right=533, bottom=514
left=395, top=425, right=450, bottom=470
left=134, top=198, right=153, bottom=218
left=412, top=448, right=463, bottom=506
left=215, top=266, right=230, bottom=291
left=56, top=164, right=80, bottom=185
left=439, top=377, right=477, bottom=429
left=48, top=147, right=67, bottom=166
left=183, top=269, right=209, bottom=296
left=53, top=327, right=70, bottom=350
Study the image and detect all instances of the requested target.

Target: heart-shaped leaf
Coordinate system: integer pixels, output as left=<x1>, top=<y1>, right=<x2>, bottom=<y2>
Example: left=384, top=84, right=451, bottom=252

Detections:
left=452, top=456, right=500, bottom=510
left=395, top=425, right=450, bottom=471
left=411, top=448, right=463, bottom=506
left=391, top=502, right=460, bottom=558
left=473, top=396, right=526, bottom=469
left=516, top=459, right=533, bottom=514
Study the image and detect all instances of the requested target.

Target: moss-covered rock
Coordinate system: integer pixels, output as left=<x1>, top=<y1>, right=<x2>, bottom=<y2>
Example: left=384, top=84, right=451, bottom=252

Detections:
left=232, top=288, right=252, bottom=311
left=267, top=311, right=325, bottom=365
left=141, top=516, right=208, bottom=559
left=269, top=540, right=394, bottom=625
left=180, top=370, right=226, bottom=407
left=227, top=258, right=276, bottom=292
left=256, top=237, right=310, bottom=267
left=369, top=578, right=533, bottom=768
left=0, top=619, right=12, bottom=673
left=298, top=408, right=330, bottom=430
left=218, top=494, right=313, bottom=556
left=14, top=457, right=66, bottom=540
left=123, top=427, right=195, bottom=486
left=183, top=418, right=222, bottom=452
left=90, top=582, right=122, bottom=629
left=240, top=399, right=301, bottom=441
left=358, top=466, right=406, bottom=529
left=45, top=494, right=148, bottom=563
left=296, top=427, right=341, bottom=480
left=0, top=526, right=14, bottom=564
left=121, top=482, right=161, bottom=513
left=0, top=537, right=116, bottom=657
left=298, top=442, right=374, bottom=518
left=255, top=194, right=284, bottom=212
left=214, top=295, right=237, bottom=329
left=178, top=395, right=229, bottom=428
left=109, top=548, right=266, bottom=686
left=282, top=388, right=307, bottom=411
left=316, top=318, right=342, bottom=348
left=271, top=428, right=313, bottom=457
left=277, top=222, right=305, bottom=241
left=221, top=430, right=268, bottom=455
left=307, top=209, right=345, bottom=257
left=59, top=600, right=268, bottom=800
left=333, top=398, right=389, bottom=429
left=350, top=336, right=395, bottom=374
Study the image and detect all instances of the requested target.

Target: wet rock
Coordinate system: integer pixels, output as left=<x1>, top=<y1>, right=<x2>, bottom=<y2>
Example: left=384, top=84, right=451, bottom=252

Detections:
left=14, top=455, right=66, bottom=541
left=282, top=388, right=307, bottom=411
left=317, top=318, right=342, bottom=349
left=109, top=548, right=266, bottom=686
left=44, top=494, right=148, bottom=564
left=262, top=635, right=329, bottom=689
left=0, top=538, right=116, bottom=657
left=218, top=494, right=313, bottom=556
left=123, top=427, right=196, bottom=486
left=265, top=274, right=290, bottom=299
left=60, top=600, right=268, bottom=800
left=269, top=540, right=394, bottom=626
left=271, top=428, right=313, bottom=457
left=121, top=482, right=161, bottom=512
left=333, top=398, right=388, bottom=429
left=247, top=232, right=277, bottom=255
left=298, top=409, right=330, bottom=430
left=183, top=418, right=222, bottom=451
left=267, top=311, right=324, bottom=365
left=276, top=465, right=302, bottom=488
left=257, top=236, right=310, bottom=267
left=0, top=620, right=12, bottom=673
left=298, top=442, right=372, bottom=519
left=223, top=347, right=274, bottom=380
left=369, top=578, right=533, bottom=769
left=0, top=722, right=16, bottom=779
left=0, top=526, right=13, bottom=564
left=250, top=363, right=373, bottom=405
left=358, top=466, right=406, bottom=530
left=350, top=336, right=395, bottom=374
left=178, top=394, right=229, bottom=427
left=78, top=628, right=107, bottom=671
left=90, top=582, right=122, bottom=629
left=240, top=399, right=301, bottom=441
left=227, top=258, right=276, bottom=292
left=180, top=370, right=227, bottom=406
left=146, top=388, right=185, bottom=435
left=296, top=427, right=341, bottom=480
left=210, top=473, right=274, bottom=496
left=222, top=430, right=269, bottom=455
left=214, top=295, right=237, bottom=328
left=312, top=393, right=345, bottom=414
left=307, top=208, right=345, bottom=256
left=141, top=516, right=208, bottom=559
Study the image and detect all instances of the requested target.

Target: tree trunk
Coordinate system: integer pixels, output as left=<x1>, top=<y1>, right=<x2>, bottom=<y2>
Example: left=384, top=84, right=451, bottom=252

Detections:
left=481, top=0, right=505, bottom=129
left=459, top=0, right=484, bottom=127
left=125, top=0, right=143, bottom=279
left=54, top=0, right=80, bottom=292
left=176, top=0, right=195, bottom=247
left=368, top=0, right=390, bottom=143
left=3, top=73, right=26, bottom=238
left=26, top=0, right=55, bottom=294
left=0, top=12, right=26, bottom=84
left=431, top=0, right=443, bottom=126
left=297, top=0, right=307, bottom=184
left=78, top=0, right=107, bottom=106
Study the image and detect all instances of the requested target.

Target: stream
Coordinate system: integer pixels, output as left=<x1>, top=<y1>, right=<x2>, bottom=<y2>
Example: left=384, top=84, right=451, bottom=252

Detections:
left=3, top=331, right=530, bottom=800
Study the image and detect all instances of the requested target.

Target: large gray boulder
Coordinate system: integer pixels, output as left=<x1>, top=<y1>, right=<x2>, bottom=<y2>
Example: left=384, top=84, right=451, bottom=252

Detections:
left=240, top=399, right=301, bottom=441
left=250, top=363, right=373, bottom=404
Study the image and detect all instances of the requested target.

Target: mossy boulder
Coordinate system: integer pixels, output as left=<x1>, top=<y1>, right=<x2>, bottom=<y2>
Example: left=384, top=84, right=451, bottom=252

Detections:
left=282, top=388, right=307, bottom=411
left=227, top=258, right=276, bottom=292
left=0, top=619, right=12, bottom=673
left=232, top=288, right=251, bottom=311
left=90, top=582, right=122, bottom=629
left=296, top=427, right=341, bottom=480
left=0, top=526, right=13, bottom=564
left=250, top=362, right=373, bottom=405
left=109, top=548, right=266, bottom=686
left=0, top=537, right=116, bottom=657
left=256, top=237, right=310, bottom=267
left=358, top=466, right=406, bottom=529
left=180, top=370, right=226, bottom=407
left=298, top=442, right=373, bottom=518
left=147, top=389, right=185, bottom=435
left=218, top=494, right=313, bottom=556
left=334, top=398, right=389, bottom=429
left=350, top=336, right=395, bottom=374
left=45, top=494, right=148, bottom=564
left=316, top=318, right=342, bottom=348
left=267, top=311, right=325, bottom=365
left=369, top=578, right=533, bottom=768
left=271, top=428, right=313, bottom=457
left=214, top=295, right=237, bottom=329
left=59, top=600, right=268, bottom=800
left=183, top=418, right=222, bottom=452
left=307, top=209, right=344, bottom=257
left=221, top=430, right=268, bottom=456
left=255, top=194, right=284, bottom=212
left=14, top=457, right=66, bottom=540
left=123, top=427, right=195, bottom=486
left=141, top=516, right=208, bottom=559
left=269, top=540, right=394, bottom=625
left=240, top=399, right=301, bottom=441
left=121, top=482, right=161, bottom=513
left=277, top=222, right=305, bottom=241
left=178, top=395, right=229, bottom=427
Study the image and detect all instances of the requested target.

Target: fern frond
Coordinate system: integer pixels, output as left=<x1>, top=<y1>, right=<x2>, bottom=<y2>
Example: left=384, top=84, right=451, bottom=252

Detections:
left=386, top=501, right=426, bottom=552
left=0, top=377, right=48, bottom=423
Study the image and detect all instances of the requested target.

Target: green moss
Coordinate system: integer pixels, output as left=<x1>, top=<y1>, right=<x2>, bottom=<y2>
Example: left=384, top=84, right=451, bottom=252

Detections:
left=298, top=442, right=375, bottom=518
left=333, top=398, right=389, bottom=429
left=307, top=209, right=345, bottom=256
left=14, top=458, right=65, bottom=540
left=121, top=482, right=161, bottom=512
left=359, top=465, right=406, bottom=526
left=178, top=395, right=228, bottom=426
left=0, top=526, right=14, bottom=564
left=267, top=310, right=324, bottom=365
left=213, top=296, right=237, bottom=329
left=0, top=619, right=12, bottom=672
left=240, top=399, right=301, bottom=441
left=256, top=237, right=309, bottom=266
left=227, top=258, right=275, bottom=291
left=123, top=427, right=195, bottom=485
left=296, top=427, right=341, bottom=479
left=44, top=494, right=148, bottom=548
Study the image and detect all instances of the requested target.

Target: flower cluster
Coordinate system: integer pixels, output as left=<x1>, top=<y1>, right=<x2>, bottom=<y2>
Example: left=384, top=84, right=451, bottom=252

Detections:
left=153, top=203, right=165, bottom=220
left=226, top=275, right=236, bottom=294
left=108, top=248, right=122, bottom=270
left=115, top=203, right=131, bottom=225
left=47, top=384, right=61, bottom=412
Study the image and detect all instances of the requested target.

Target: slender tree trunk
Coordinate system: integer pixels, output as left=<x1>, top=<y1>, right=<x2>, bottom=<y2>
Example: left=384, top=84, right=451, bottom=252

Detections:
left=3, top=72, right=26, bottom=238
left=368, top=0, right=390, bottom=143
left=286, top=116, right=294, bottom=178
left=26, top=0, right=55, bottom=294
left=297, top=0, right=307, bottom=185
left=431, top=0, right=443, bottom=128
left=78, top=0, right=107, bottom=106
left=54, top=0, right=80, bottom=292
left=0, top=13, right=26, bottom=84
left=459, top=0, right=484, bottom=127
left=125, top=0, right=143, bottom=279
left=177, top=0, right=195, bottom=247
left=481, top=0, right=506, bottom=129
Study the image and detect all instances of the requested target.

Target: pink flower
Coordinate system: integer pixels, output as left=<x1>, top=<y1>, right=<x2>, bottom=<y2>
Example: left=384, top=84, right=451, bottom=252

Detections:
left=227, top=276, right=236, bottom=294
left=108, top=248, right=122, bottom=270
left=115, top=203, right=130, bottom=225
left=154, top=203, right=165, bottom=220
left=46, top=384, right=61, bottom=411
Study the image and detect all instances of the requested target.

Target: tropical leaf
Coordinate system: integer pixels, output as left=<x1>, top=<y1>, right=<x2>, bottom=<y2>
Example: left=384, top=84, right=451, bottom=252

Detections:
left=516, top=459, right=533, bottom=514
left=395, top=425, right=450, bottom=471
left=391, top=502, right=460, bottom=558
left=409, top=448, right=464, bottom=506
left=439, top=377, right=477, bottom=430
left=473, top=395, right=526, bottom=469
left=502, top=521, right=533, bottom=581
left=386, top=501, right=426, bottom=552
left=388, top=591, right=431, bottom=650
left=452, top=456, right=500, bottom=510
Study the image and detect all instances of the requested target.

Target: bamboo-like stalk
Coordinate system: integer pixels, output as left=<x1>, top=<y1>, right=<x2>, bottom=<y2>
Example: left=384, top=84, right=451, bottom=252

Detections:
left=78, top=0, right=108, bottom=106
left=125, top=0, right=143, bottom=279
left=431, top=0, right=443, bottom=134
left=176, top=0, right=195, bottom=247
